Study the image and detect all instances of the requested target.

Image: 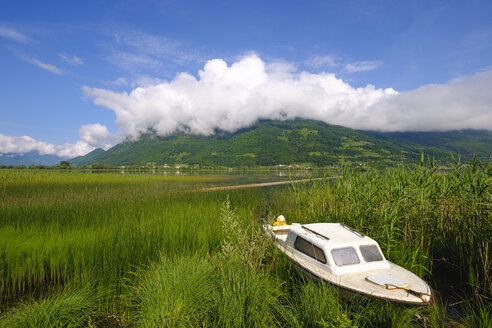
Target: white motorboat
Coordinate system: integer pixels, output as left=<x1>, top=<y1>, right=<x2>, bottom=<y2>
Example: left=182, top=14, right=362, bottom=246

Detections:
left=264, top=217, right=433, bottom=305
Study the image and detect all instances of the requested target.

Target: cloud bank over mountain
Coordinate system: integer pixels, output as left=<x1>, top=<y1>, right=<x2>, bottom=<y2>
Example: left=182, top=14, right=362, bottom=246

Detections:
left=84, top=54, right=397, bottom=139
left=84, top=54, right=492, bottom=140
left=364, top=70, right=492, bottom=131
left=2, top=55, right=491, bottom=159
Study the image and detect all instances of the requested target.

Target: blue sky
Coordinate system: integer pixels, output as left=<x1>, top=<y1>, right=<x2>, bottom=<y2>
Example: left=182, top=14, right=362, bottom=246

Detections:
left=1, top=0, right=491, bottom=158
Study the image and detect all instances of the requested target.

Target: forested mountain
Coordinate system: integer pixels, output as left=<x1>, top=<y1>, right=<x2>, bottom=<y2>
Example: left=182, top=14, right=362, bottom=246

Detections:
left=379, top=130, right=492, bottom=159
left=69, top=148, right=105, bottom=166
left=68, top=119, right=490, bottom=167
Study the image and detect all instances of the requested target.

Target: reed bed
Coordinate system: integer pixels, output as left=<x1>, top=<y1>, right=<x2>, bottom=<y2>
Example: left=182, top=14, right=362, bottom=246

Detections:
left=287, top=158, right=491, bottom=299
left=0, top=171, right=261, bottom=304
left=0, top=160, right=490, bottom=327
left=0, top=285, right=98, bottom=328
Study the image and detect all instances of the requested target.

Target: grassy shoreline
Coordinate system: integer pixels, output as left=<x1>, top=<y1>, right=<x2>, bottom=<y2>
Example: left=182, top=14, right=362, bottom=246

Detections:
left=0, top=161, right=490, bottom=327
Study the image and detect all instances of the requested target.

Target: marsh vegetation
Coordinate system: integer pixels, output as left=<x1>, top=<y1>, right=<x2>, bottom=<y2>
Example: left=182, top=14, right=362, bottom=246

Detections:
left=0, top=159, right=490, bottom=327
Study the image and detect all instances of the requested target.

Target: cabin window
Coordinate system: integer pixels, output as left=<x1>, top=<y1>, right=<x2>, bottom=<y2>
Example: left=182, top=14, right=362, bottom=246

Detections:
left=294, top=236, right=327, bottom=264
left=360, top=245, right=384, bottom=262
left=331, top=247, right=360, bottom=266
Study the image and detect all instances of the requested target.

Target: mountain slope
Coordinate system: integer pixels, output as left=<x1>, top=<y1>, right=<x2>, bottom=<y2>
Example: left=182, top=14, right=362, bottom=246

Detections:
left=0, top=152, right=67, bottom=166
left=69, top=148, right=106, bottom=166
left=71, top=120, right=465, bottom=167
left=380, top=130, right=492, bottom=160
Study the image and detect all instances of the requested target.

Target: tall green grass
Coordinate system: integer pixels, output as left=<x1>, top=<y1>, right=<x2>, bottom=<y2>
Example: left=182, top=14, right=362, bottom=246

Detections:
left=281, top=158, right=491, bottom=296
left=276, top=157, right=490, bottom=326
left=0, top=171, right=262, bottom=305
left=0, top=160, right=489, bottom=327
left=0, top=285, right=98, bottom=328
left=129, top=254, right=217, bottom=327
left=128, top=199, right=409, bottom=328
left=127, top=199, right=285, bottom=327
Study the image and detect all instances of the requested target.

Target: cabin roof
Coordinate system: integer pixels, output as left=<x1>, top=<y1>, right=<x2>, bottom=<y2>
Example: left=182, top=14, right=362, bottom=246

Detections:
left=294, top=223, right=373, bottom=246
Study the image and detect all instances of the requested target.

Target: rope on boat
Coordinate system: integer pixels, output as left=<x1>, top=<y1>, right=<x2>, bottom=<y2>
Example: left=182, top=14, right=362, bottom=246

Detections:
left=384, top=283, right=434, bottom=306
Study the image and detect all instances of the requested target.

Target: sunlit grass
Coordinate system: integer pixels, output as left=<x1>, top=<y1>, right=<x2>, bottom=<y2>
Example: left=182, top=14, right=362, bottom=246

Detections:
left=0, top=285, right=98, bottom=328
left=0, top=159, right=489, bottom=327
left=0, top=170, right=263, bottom=305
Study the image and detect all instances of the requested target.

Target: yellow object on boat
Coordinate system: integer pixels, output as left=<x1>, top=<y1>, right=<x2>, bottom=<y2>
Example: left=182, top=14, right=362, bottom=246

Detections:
left=273, top=215, right=287, bottom=226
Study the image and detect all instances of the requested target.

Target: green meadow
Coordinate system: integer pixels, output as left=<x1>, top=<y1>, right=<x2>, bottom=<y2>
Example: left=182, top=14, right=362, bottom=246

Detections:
left=0, top=159, right=490, bottom=327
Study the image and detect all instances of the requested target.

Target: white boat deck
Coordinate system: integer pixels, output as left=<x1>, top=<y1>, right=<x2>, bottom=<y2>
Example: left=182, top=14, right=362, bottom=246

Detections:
left=267, top=222, right=433, bottom=305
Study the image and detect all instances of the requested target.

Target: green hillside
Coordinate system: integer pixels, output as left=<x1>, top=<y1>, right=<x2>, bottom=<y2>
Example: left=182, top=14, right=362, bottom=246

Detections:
left=71, top=120, right=466, bottom=167
left=69, top=148, right=105, bottom=166
left=380, top=130, right=492, bottom=160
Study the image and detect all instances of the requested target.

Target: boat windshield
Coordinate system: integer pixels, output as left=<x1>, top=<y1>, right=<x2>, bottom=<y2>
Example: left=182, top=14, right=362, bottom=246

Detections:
left=331, top=247, right=360, bottom=266
left=294, top=236, right=327, bottom=264
left=360, top=245, right=384, bottom=262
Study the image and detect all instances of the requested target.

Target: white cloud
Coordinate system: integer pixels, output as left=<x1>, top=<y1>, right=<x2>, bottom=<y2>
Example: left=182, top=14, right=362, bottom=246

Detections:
left=83, top=54, right=398, bottom=138
left=83, top=54, right=492, bottom=135
left=59, top=53, right=83, bottom=65
left=110, top=52, right=164, bottom=72
left=361, top=70, right=492, bottom=131
left=113, top=30, right=200, bottom=64
left=104, top=30, right=206, bottom=76
left=3, top=56, right=490, bottom=160
left=113, top=77, right=128, bottom=86
left=21, top=55, right=63, bottom=75
left=0, top=123, right=120, bottom=158
left=0, top=134, right=55, bottom=155
left=307, top=55, right=339, bottom=69
left=101, top=77, right=128, bottom=86
left=0, top=25, right=31, bottom=43
left=78, top=123, right=121, bottom=149
left=55, top=141, right=95, bottom=158
left=344, top=60, right=382, bottom=73
left=0, top=134, right=94, bottom=158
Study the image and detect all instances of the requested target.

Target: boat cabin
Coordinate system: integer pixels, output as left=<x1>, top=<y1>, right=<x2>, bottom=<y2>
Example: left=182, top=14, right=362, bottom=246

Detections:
left=282, top=223, right=390, bottom=275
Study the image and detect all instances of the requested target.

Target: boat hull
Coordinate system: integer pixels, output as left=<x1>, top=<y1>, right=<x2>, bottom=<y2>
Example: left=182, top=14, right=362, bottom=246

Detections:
left=275, top=238, right=433, bottom=306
